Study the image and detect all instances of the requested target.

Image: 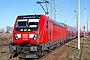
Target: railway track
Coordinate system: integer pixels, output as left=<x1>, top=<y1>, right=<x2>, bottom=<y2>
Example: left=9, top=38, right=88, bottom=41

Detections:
left=10, top=38, right=77, bottom=60
left=1, top=36, right=90, bottom=60
left=39, top=37, right=90, bottom=60
left=78, top=36, right=90, bottom=60
left=58, top=36, right=90, bottom=60
left=39, top=38, right=78, bottom=60
left=79, top=38, right=84, bottom=60
left=7, top=37, right=82, bottom=60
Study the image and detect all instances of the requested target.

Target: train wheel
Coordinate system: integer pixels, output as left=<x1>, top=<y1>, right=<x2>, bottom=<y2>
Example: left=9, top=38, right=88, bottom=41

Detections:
left=48, top=47, right=51, bottom=52
left=37, top=50, right=42, bottom=57
left=36, top=45, right=43, bottom=57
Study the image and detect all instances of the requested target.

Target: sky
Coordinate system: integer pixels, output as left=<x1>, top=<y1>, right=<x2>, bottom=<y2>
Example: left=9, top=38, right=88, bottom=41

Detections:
left=0, top=0, right=90, bottom=31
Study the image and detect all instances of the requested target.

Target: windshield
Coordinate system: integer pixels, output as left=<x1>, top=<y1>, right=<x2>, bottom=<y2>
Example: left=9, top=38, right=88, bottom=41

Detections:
left=15, top=19, right=39, bottom=32
left=16, top=19, right=27, bottom=28
left=28, top=22, right=38, bottom=27
left=28, top=19, right=39, bottom=28
left=17, top=21, right=27, bottom=27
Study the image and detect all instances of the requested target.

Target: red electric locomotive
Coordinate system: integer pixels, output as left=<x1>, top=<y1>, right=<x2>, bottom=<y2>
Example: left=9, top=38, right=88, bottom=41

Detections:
left=9, top=14, right=68, bottom=58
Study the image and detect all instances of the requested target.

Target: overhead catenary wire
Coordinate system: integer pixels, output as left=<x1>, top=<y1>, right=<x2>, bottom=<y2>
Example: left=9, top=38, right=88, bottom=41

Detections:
left=37, top=0, right=49, bottom=15
left=37, top=0, right=76, bottom=24
left=57, top=8, right=71, bottom=24
left=55, top=1, right=77, bottom=12
left=49, top=0, right=68, bottom=22
left=49, top=3, right=66, bottom=21
left=49, top=0, right=56, bottom=21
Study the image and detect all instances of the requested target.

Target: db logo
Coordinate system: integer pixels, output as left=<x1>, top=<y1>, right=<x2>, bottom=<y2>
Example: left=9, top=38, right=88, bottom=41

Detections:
left=23, top=34, right=28, bottom=38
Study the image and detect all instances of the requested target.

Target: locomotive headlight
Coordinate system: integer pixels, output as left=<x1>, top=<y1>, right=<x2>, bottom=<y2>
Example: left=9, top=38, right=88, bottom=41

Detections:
left=14, top=34, right=21, bottom=40
left=33, top=34, right=38, bottom=40
left=14, top=34, right=18, bottom=40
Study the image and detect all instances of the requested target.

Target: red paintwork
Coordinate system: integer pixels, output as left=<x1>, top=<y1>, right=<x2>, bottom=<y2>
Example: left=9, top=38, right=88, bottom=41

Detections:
left=12, top=15, right=66, bottom=44
left=66, top=25, right=77, bottom=39
left=12, top=14, right=84, bottom=45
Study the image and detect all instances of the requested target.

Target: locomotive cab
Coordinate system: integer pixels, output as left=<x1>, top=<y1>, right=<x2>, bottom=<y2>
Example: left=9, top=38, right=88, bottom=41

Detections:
left=13, top=15, right=40, bottom=44
left=9, top=15, right=50, bottom=58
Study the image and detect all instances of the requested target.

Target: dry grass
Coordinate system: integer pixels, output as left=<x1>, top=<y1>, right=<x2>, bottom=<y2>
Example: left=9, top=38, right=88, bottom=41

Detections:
left=57, top=37, right=90, bottom=60
left=0, top=33, right=12, bottom=60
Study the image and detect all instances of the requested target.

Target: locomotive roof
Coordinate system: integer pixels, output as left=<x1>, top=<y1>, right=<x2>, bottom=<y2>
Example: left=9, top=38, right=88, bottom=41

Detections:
left=51, top=20, right=66, bottom=28
left=66, top=25, right=77, bottom=31
left=17, top=14, right=66, bottom=28
left=18, top=15, right=41, bottom=19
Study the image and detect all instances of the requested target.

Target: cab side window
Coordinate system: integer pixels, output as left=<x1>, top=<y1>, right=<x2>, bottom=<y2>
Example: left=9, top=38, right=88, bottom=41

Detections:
left=46, top=21, right=48, bottom=28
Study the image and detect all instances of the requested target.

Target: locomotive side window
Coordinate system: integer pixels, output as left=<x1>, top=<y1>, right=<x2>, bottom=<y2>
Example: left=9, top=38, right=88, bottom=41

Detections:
left=46, top=21, right=48, bottom=28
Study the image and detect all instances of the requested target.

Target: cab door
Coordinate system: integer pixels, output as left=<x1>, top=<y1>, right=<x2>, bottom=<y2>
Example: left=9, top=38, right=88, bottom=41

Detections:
left=43, top=21, right=49, bottom=43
